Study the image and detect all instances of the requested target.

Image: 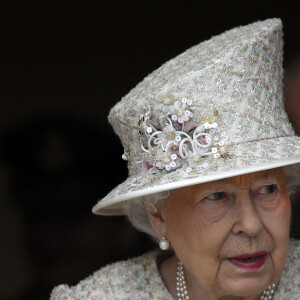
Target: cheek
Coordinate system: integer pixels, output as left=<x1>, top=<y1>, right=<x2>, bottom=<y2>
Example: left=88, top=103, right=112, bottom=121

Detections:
left=167, top=200, right=231, bottom=254
left=262, top=194, right=291, bottom=234
left=166, top=204, right=205, bottom=252
left=262, top=194, right=290, bottom=280
left=166, top=201, right=234, bottom=289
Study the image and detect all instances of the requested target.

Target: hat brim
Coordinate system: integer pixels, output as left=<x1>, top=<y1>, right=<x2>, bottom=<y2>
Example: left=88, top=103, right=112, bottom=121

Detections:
left=92, top=135, right=300, bottom=215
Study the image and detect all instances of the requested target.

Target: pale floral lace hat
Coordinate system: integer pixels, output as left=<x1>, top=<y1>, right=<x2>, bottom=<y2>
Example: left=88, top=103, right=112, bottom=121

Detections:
left=93, top=18, right=300, bottom=215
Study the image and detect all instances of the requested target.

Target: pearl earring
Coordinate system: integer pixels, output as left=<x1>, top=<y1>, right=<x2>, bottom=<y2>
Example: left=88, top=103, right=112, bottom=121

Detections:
left=159, top=236, right=170, bottom=250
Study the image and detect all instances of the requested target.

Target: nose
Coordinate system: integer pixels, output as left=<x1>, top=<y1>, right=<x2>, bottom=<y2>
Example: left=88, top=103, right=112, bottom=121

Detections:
left=232, top=195, right=263, bottom=237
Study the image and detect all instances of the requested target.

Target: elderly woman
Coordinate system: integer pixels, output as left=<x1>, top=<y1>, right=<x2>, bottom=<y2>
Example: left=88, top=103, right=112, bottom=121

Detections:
left=51, top=19, right=300, bottom=299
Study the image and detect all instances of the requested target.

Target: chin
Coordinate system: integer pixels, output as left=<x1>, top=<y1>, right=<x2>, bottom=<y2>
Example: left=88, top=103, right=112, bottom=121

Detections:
left=220, top=275, right=271, bottom=298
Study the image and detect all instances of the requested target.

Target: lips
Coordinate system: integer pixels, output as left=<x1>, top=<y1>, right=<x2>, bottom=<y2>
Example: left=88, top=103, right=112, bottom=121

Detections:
left=228, top=251, right=268, bottom=270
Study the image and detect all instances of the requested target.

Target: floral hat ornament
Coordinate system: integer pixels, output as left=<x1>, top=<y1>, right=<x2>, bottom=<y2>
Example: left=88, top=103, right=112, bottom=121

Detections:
left=93, top=19, right=300, bottom=215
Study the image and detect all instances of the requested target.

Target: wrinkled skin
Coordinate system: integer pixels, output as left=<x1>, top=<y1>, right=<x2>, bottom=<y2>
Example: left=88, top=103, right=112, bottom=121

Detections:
left=147, top=168, right=290, bottom=299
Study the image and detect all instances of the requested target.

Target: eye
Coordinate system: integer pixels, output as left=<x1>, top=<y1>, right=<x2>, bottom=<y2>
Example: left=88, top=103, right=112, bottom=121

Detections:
left=259, top=184, right=277, bottom=195
left=206, top=192, right=226, bottom=201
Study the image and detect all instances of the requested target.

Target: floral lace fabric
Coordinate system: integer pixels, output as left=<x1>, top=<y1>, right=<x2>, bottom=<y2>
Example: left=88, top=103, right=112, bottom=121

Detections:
left=50, top=240, right=300, bottom=299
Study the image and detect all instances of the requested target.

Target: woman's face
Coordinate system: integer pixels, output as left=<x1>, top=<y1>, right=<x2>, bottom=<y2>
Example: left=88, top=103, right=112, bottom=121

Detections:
left=153, top=168, right=290, bottom=298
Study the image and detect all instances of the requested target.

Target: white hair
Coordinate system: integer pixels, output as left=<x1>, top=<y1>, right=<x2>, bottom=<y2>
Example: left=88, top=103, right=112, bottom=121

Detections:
left=121, top=164, right=300, bottom=240
left=121, top=190, right=170, bottom=240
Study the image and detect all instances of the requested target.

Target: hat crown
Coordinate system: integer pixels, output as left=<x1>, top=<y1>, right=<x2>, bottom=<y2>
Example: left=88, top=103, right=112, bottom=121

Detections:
left=108, top=19, right=294, bottom=177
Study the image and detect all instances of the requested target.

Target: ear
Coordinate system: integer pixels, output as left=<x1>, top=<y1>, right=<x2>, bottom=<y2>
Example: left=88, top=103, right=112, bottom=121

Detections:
left=146, top=202, right=168, bottom=240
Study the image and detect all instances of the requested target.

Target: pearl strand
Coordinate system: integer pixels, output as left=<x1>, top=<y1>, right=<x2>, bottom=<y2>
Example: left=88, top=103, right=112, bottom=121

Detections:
left=176, top=260, right=277, bottom=300
left=260, top=283, right=276, bottom=300
left=176, top=261, right=190, bottom=300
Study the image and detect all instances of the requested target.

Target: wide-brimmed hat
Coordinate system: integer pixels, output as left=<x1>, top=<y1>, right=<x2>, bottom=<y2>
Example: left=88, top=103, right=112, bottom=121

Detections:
left=93, top=19, right=300, bottom=216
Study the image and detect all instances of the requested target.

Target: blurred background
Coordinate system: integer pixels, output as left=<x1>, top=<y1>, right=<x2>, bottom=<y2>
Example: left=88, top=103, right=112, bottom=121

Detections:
left=1, top=2, right=300, bottom=299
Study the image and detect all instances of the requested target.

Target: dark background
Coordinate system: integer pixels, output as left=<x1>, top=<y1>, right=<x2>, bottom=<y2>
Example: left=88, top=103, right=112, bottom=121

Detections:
left=1, top=2, right=300, bottom=299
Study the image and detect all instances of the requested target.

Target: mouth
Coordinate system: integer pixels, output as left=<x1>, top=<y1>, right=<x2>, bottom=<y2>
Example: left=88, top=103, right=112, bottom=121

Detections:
left=228, top=251, right=268, bottom=271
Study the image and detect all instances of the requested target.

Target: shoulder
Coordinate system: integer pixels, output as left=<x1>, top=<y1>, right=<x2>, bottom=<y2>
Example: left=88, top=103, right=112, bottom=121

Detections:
left=50, top=251, right=173, bottom=300
left=275, top=239, right=300, bottom=299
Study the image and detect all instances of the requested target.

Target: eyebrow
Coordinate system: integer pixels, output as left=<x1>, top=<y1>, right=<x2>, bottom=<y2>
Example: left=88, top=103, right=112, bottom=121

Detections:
left=211, top=170, right=283, bottom=187
left=262, top=169, right=284, bottom=180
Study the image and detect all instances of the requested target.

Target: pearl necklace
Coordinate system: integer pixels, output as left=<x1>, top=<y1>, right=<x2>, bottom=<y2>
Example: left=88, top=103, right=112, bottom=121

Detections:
left=176, top=261, right=190, bottom=299
left=176, top=261, right=277, bottom=300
